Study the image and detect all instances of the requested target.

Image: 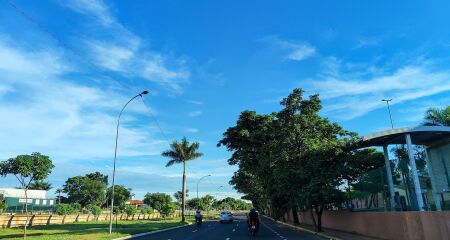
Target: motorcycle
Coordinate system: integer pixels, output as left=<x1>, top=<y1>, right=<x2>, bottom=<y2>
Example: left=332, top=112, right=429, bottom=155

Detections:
left=196, top=217, right=203, bottom=227
left=249, top=221, right=258, bottom=236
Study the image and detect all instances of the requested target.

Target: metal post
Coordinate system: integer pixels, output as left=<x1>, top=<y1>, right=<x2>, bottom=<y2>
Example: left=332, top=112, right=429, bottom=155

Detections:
left=405, top=134, right=425, bottom=211
left=109, top=91, right=148, bottom=234
left=424, top=148, right=442, bottom=211
left=383, top=145, right=396, bottom=211
left=382, top=99, right=394, bottom=129
left=196, top=175, right=211, bottom=199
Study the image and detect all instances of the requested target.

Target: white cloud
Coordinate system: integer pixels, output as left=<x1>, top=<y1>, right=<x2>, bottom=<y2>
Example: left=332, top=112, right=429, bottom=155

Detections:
left=185, top=128, right=199, bottom=133
left=304, top=58, right=450, bottom=120
left=61, top=0, right=114, bottom=26
left=262, top=36, right=316, bottom=61
left=0, top=40, right=164, bottom=161
left=61, top=0, right=190, bottom=93
left=188, top=110, right=202, bottom=117
left=187, top=100, right=204, bottom=105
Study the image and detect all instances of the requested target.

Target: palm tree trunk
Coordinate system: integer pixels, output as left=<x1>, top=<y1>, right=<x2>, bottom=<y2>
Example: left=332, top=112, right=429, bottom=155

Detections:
left=182, top=161, right=187, bottom=222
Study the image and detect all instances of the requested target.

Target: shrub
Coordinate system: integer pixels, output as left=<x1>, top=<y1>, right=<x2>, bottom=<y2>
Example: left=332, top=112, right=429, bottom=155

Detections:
left=140, top=207, right=153, bottom=214
left=55, top=203, right=78, bottom=215
left=87, top=204, right=102, bottom=216
left=160, top=202, right=176, bottom=216
left=125, top=206, right=137, bottom=216
left=0, top=201, right=7, bottom=213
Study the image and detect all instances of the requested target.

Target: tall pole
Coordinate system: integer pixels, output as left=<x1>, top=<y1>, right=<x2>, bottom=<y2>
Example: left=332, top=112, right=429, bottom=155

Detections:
left=196, top=174, right=211, bottom=199
left=381, top=99, right=394, bottom=129
left=109, top=90, right=149, bottom=234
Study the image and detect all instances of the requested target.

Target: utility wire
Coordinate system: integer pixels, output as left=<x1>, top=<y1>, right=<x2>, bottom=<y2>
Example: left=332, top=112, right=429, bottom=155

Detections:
left=5, top=0, right=173, bottom=145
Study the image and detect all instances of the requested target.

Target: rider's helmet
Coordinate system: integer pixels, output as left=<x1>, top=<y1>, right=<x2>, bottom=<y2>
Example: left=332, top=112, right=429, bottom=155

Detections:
left=196, top=210, right=201, bottom=213
left=250, top=208, right=256, bottom=212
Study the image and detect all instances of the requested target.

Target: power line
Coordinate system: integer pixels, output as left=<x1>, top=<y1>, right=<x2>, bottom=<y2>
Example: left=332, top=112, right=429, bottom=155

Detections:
left=5, top=0, right=174, bottom=145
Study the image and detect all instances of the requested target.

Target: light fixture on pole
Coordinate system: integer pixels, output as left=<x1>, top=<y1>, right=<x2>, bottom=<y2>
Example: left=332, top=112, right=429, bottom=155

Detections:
left=109, top=90, right=149, bottom=234
left=196, top=174, right=211, bottom=199
left=381, top=99, right=394, bottom=129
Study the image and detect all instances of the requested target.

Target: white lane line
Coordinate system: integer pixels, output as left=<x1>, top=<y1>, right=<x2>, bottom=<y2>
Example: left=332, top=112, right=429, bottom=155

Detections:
left=192, top=229, right=198, bottom=233
left=232, top=229, right=235, bottom=232
left=225, top=238, right=230, bottom=240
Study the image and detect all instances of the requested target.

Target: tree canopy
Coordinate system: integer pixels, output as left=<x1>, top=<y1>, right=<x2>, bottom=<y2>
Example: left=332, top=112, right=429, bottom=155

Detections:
left=144, top=192, right=173, bottom=213
left=423, top=106, right=450, bottom=126
left=218, top=88, right=383, bottom=231
left=106, top=185, right=131, bottom=210
left=62, top=171, right=108, bottom=207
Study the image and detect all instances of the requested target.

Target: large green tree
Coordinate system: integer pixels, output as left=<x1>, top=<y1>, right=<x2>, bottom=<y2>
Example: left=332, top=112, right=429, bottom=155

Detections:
left=106, top=185, right=131, bottom=210
left=162, top=137, right=203, bottom=222
left=28, top=180, right=52, bottom=191
left=423, top=106, right=450, bottom=126
left=219, top=88, right=383, bottom=232
left=62, top=172, right=108, bottom=207
left=0, top=152, right=54, bottom=239
left=143, top=192, right=172, bottom=213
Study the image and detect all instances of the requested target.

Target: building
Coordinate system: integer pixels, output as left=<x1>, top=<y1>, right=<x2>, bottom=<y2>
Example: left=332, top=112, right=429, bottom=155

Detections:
left=360, top=125, right=450, bottom=211
left=125, top=199, right=145, bottom=208
left=0, top=188, right=56, bottom=213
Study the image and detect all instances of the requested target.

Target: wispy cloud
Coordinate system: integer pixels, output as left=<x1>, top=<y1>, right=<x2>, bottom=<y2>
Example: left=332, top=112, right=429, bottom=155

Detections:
left=188, top=110, right=202, bottom=117
left=187, top=100, right=204, bottom=105
left=0, top=39, right=164, bottom=161
left=185, top=128, right=199, bottom=133
left=261, top=36, right=316, bottom=61
left=61, top=0, right=190, bottom=93
left=354, top=36, right=380, bottom=49
left=303, top=57, right=450, bottom=120
left=62, top=0, right=114, bottom=26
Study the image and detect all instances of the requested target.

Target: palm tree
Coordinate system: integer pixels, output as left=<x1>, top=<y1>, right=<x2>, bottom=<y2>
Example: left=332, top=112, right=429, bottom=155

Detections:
left=55, top=188, right=63, bottom=204
left=423, top=106, right=450, bottom=126
left=162, top=137, right=203, bottom=222
left=28, top=180, right=52, bottom=191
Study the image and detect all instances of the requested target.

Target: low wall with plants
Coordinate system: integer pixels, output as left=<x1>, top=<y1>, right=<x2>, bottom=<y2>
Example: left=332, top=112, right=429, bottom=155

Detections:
left=0, top=212, right=166, bottom=228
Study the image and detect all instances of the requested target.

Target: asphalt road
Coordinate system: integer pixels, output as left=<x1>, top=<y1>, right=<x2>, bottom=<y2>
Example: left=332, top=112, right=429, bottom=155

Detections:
left=134, top=214, right=323, bottom=240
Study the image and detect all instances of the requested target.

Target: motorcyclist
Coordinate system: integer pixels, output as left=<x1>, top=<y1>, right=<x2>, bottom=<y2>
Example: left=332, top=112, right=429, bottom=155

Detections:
left=195, top=210, right=203, bottom=224
left=247, top=208, right=259, bottom=231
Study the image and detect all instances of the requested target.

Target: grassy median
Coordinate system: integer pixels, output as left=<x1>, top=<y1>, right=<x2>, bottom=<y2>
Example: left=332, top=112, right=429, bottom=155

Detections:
left=0, top=218, right=184, bottom=240
left=0, top=213, right=219, bottom=240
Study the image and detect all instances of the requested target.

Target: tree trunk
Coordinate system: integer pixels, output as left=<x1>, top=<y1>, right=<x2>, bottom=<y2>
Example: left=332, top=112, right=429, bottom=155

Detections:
left=292, top=206, right=299, bottom=224
left=315, top=204, right=324, bottom=232
left=310, top=207, right=317, bottom=230
left=24, top=187, right=28, bottom=240
left=181, top=161, right=187, bottom=222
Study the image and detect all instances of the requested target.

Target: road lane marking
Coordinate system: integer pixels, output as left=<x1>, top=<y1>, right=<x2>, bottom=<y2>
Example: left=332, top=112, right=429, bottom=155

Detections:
left=226, top=238, right=230, bottom=240
left=232, top=229, right=235, bottom=232
left=192, top=229, right=198, bottom=233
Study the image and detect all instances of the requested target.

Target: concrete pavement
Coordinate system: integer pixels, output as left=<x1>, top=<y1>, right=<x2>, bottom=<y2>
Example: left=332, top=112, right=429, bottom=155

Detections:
left=132, top=214, right=323, bottom=240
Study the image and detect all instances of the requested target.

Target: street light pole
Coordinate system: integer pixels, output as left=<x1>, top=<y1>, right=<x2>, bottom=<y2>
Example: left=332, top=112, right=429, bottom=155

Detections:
left=381, top=99, right=394, bottom=129
left=109, top=90, right=149, bottom=234
left=196, top=174, right=211, bottom=199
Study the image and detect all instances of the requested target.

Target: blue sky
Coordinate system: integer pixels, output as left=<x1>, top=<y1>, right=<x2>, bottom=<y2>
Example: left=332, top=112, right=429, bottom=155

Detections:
left=1, top=0, right=449, bottom=200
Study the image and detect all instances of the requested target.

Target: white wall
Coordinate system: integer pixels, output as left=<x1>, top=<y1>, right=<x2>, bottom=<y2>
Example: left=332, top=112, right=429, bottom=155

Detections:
left=0, top=188, right=47, bottom=199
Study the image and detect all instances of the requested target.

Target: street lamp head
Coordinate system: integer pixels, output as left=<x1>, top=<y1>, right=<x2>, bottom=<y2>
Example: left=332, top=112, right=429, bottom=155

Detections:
left=381, top=99, right=392, bottom=102
left=141, top=90, right=149, bottom=95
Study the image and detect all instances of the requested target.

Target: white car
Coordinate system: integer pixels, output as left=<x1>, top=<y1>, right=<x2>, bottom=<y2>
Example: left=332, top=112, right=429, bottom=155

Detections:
left=219, top=211, right=233, bottom=223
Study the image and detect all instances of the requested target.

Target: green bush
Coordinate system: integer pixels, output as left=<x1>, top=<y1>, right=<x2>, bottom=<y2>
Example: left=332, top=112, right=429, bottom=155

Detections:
left=160, top=202, right=176, bottom=216
left=140, top=207, right=153, bottom=214
left=87, top=204, right=102, bottom=216
left=125, top=206, right=137, bottom=216
left=55, top=203, right=78, bottom=215
left=0, top=201, right=7, bottom=213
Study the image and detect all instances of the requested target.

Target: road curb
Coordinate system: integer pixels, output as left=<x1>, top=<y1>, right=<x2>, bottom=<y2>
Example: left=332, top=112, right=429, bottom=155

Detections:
left=112, top=220, right=217, bottom=240
left=262, top=216, right=343, bottom=240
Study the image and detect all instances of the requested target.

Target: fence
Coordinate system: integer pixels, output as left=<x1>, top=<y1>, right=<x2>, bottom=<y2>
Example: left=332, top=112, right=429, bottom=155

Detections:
left=282, top=209, right=450, bottom=240
left=0, top=212, right=165, bottom=228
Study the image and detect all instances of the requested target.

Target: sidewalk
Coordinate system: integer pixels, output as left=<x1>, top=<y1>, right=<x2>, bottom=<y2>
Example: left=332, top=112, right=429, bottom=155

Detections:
left=267, top=217, right=382, bottom=240
left=294, top=223, right=382, bottom=240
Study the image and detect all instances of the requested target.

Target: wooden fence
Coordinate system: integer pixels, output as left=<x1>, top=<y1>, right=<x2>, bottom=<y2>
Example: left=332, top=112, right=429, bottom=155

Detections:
left=0, top=212, right=170, bottom=228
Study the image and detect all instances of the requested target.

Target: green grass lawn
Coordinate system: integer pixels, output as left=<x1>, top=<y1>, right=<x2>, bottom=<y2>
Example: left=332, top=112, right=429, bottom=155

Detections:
left=0, top=218, right=185, bottom=240
left=0, top=213, right=219, bottom=240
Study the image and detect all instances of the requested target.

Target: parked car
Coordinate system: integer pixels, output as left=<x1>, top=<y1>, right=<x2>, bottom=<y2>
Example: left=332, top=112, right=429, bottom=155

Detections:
left=219, top=211, right=233, bottom=223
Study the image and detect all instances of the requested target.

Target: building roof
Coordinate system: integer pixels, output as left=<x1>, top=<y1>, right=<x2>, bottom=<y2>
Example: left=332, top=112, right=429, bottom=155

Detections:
left=0, top=188, right=47, bottom=199
left=361, top=125, right=450, bottom=147
left=126, top=200, right=144, bottom=205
